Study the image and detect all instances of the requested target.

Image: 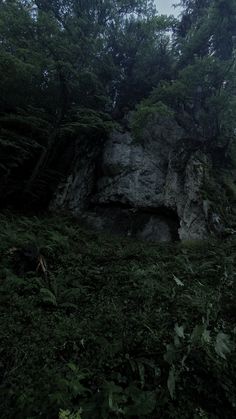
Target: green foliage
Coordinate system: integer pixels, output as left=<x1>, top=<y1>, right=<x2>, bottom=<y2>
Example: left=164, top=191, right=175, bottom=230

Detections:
left=59, top=409, right=82, bottom=419
left=0, top=0, right=175, bottom=206
left=62, top=109, right=115, bottom=137
left=1, top=0, right=236, bottom=207
left=0, top=214, right=236, bottom=418
left=177, top=0, right=236, bottom=61
left=131, top=100, right=174, bottom=141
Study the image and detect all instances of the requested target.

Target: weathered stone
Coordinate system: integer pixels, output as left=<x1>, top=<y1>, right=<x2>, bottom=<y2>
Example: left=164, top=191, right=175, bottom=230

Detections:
left=165, top=149, right=211, bottom=240
left=51, top=117, right=212, bottom=241
left=50, top=145, right=100, bottom=213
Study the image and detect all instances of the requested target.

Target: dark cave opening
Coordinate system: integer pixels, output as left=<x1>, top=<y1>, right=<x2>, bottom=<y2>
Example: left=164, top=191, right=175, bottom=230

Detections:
left=85, top=203, right=181, bottom=242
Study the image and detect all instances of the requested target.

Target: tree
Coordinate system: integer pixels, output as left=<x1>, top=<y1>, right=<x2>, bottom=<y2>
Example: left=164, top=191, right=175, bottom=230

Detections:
left=0, top=0, right=174, bottom=206
left=132, top=0, right=236, bottom=162
left=175, top=0, right=236, bottom=62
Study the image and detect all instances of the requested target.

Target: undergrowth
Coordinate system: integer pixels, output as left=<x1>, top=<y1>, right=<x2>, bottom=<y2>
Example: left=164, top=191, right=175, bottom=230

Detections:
left=0, top=213, right=236, bottom=419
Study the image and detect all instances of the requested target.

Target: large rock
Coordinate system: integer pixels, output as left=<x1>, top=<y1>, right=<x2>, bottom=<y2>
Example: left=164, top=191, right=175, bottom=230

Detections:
left=51, top=117, right=211, bottom=241
left=165, top=148, right=211, bottom=240
left=51, top=143, right=100, bottom=213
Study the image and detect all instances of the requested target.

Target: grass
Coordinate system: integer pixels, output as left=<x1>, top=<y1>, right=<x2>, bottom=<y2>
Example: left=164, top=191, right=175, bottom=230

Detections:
left=0, top=212, right=236, bottom=419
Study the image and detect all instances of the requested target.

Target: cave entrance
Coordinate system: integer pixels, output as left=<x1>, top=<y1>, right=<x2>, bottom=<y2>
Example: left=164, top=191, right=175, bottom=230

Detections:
left=129, top=207, right=180, bottom=242
left=84, top=204, right=180, bottom=242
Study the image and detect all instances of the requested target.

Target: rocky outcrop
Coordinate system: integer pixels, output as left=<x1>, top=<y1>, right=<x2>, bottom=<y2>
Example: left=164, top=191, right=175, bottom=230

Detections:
left=51, top=117, right=212, bottom=241
left=164, top=148, right=211, bottom=240
left=51, top=144, right=100, bottom=213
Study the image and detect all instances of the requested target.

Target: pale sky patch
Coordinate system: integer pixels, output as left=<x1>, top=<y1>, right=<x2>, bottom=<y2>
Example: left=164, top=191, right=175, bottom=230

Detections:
left=154, top=0, right=182, bottom=17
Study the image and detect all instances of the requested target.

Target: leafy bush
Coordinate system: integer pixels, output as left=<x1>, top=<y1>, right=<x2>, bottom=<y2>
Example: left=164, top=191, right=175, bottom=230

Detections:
left=131, top=101, right=174, bottom=142
left=0, top=214, right=235, bottom=418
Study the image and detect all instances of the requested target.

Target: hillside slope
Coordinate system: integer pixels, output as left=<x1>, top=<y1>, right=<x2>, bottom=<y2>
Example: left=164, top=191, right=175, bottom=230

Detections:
left=0, top=213, right=236, bottom=418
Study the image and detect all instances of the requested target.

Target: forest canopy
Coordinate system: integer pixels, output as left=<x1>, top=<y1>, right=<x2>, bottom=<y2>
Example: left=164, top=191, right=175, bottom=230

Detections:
left=0, top=0, right=236, bottom=207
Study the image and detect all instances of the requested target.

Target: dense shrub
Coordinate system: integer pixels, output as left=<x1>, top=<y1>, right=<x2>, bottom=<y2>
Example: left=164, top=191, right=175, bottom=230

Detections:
left=0, top=214, right=235, bottom=418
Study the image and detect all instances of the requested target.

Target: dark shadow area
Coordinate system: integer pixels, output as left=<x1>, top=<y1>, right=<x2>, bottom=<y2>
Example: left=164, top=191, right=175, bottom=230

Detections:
left=82, top=204, right=180, bottom=242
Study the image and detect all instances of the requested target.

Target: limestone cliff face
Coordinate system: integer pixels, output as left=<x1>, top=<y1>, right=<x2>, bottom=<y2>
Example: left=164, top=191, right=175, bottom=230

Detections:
left=51, top=118, right=212, bottom=241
